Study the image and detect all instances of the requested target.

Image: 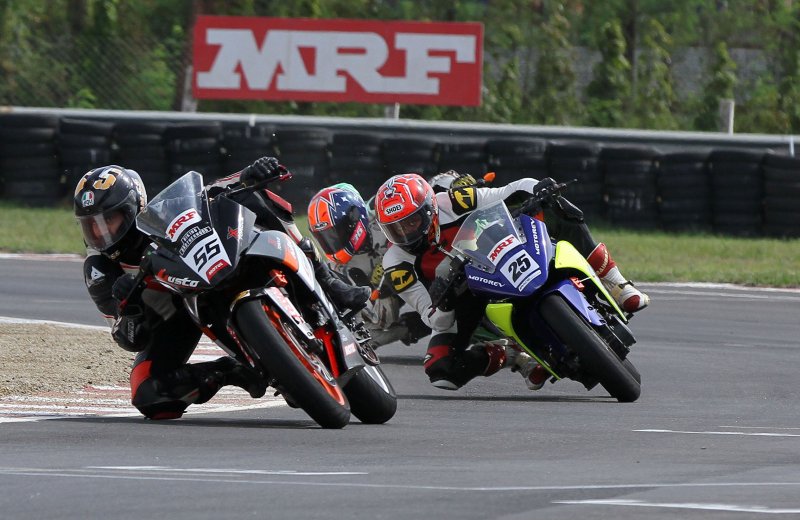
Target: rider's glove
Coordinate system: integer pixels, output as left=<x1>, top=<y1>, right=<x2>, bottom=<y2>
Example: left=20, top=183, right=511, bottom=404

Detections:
left=111, top=273, right=140, bottom=306
left=241, top=156, right=287, bottom=185
left=399, top=312, right=432, bottom=345
left=451, top=173, right=477, bottom=189
left=110, top=273, right=149, bottom=352
left=429, top=276, right=456, bottom=312
left=533, top=177, right=558, bottom=198
left=111, top=312, right=149, bottom=353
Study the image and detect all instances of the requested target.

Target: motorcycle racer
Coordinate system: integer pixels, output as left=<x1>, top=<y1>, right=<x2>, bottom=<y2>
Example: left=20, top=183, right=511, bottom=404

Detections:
left=74, top=157, right=370, bottom=419
left=307, top=183, right=431, bottom=347
left=374, top=172, right=649, bottom=391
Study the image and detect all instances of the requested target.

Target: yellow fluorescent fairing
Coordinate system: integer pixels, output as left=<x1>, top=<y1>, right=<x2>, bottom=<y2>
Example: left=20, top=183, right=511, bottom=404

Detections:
left=484, top=303, right=560, bottom=380
left=483, top=239, right=627, bottom=380
left=553, top=241, right=627, bottom=320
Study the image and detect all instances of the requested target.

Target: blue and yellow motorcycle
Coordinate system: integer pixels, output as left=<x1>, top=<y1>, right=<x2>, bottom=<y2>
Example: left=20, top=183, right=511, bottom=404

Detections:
left=432, top=182, right=641, bottom=402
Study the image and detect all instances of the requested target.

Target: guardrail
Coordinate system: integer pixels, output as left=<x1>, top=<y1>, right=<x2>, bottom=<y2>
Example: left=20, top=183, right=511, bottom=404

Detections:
left=1, top=107, right=798, bottom=238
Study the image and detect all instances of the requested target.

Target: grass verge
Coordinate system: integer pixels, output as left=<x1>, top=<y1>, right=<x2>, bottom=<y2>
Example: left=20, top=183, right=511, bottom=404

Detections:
left=1, top=202, right=797, bottom=287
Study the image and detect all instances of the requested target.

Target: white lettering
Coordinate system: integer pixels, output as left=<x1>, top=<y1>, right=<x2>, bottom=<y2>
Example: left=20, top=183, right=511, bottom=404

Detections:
left=198, top=28, right=477, bottom=96
left=468, top=275, right=504, bottom=287
left=384, top=34, right=476, bottom=94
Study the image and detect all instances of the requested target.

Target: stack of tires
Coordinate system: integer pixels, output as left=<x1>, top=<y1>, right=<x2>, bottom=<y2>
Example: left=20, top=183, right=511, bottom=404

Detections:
left=656, top=151, right=711, bottom=232
left=382, top=137, right=439, bottom=181
left=547, top=141, right=604, bottom=220
left=708, top=149, right=764, bottom=236
left=761, top=153, right=800, bottom=238
left=0, top=114, right=62, bottom=206
left=57, top=119, right=115, bottom=197
left=485, top=137, right=548, bottom=184
left=599, top=145, right=660, bottom=229
left=221, top=121, right=276, bottom=175
left=273, top=127, right=331, bottom=209
left=113, top=121, right=170, bottom=197
left=164, top=122, right=224, bottom=185
left=327, top=132, right=385, bottom=200
left=435, top=141, right=488, bottom=179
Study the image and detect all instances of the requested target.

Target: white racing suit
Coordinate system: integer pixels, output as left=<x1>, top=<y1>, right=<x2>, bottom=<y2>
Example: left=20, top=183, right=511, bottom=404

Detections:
left=382, top=179, right=600, bottom=389
left=329, top=216, right=431, bottom=347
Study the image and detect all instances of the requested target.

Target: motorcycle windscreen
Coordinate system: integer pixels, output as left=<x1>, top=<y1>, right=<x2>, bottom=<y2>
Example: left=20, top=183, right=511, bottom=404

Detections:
left=136, top=171, right=233, bottom=284
left=452, top=201, right=549, bottom=297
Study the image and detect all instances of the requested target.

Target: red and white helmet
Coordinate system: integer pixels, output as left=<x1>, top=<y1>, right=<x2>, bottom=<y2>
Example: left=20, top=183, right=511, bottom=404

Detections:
left=375, top=173, right=439, bottom=254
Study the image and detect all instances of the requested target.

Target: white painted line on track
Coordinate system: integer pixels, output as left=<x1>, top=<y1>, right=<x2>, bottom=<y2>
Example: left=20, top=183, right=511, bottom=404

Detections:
left=635, top=429, right=800, bottom=438
left=720, top=426, right=800, bottom=430
left=0, top=315, right=107, bottom=331
left=88, top=466, right=368, bottom=476
left=642, top=289, right=800, bottom=301
left=0, top=253, right=83, bottom=262
left=1, top=467, right=800, bottom=493
left=553, top=499, right=800, bottom=514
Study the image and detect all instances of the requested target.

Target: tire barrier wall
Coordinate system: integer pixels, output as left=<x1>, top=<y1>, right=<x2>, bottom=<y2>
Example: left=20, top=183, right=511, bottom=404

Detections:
left=0, top=113, right=797, bottom=238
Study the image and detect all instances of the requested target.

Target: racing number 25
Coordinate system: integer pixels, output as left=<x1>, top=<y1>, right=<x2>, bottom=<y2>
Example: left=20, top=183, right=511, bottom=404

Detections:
left=506, top=254, right=531, bottom=282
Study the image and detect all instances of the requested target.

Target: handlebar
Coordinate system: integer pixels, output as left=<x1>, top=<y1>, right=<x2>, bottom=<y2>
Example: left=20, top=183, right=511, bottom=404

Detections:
left=222, top=170, right=294, bottom=199
left=510, top=179, right=575, bottom=218
left=117, top=253, right=152, bottom=315
left=429, top=255, right=468, bottom=312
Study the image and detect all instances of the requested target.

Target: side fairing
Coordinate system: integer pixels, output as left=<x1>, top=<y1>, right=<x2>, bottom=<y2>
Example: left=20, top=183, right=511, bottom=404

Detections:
left=246, top=230, right=317, bottom=291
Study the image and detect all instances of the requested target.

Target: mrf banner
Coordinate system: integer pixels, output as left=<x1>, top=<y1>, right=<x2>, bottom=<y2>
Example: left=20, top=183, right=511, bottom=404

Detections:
left=193, top=16, right=483, bottom=106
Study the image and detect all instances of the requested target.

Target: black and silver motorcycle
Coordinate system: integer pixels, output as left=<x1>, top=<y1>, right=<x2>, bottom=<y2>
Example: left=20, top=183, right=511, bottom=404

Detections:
left=129, top=170, right=397, bottom=428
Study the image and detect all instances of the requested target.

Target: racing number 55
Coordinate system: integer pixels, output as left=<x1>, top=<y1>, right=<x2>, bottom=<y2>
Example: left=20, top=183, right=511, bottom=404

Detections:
left=193, top=238, right=221, bottom=269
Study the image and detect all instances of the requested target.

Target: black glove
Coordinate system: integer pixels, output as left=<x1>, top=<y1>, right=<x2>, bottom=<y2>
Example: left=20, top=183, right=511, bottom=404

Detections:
left=111, top=312, right=150, bottom=353
left=400, top=312, right=432, bottom=345
left=111, top=273, right=140, bottom=306
left=533, top=177, right=558, bottom=198
left=241, top=156, right=287, bottom=185
left=429, top=276, right=456, bottom=312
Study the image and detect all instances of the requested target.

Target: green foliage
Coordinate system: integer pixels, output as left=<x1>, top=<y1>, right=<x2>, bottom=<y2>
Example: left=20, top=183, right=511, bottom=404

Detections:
left=531, top=3, right=580, bottom=125
left=735, top=76, right=789, bottom=134
left=586, top=20, right=631, bottom=128
left=694, top=41, right=737, bottom=131
left=5, top=1, right=800, bottom=134
left=632, top=19, right=677, bottom=129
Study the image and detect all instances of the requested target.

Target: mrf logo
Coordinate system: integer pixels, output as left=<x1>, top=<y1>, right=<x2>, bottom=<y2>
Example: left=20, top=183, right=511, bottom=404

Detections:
left=194, top=16, right=483, bottom=106
left=167, top=210, right=201, bottom=241
left=488, top=235, right=516, bottom=265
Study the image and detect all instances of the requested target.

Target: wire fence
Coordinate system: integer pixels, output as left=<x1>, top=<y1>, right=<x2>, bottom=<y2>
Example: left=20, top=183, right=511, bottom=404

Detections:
left=0, top=32, right=183, bottom=111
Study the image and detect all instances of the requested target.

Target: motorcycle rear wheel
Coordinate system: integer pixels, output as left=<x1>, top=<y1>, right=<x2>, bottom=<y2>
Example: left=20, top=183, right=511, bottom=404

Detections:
left=540, top=294, right=641, bottom=403
left=235, top=299, right=351, bottom=428
left=344, top=365, right=397, bottom=424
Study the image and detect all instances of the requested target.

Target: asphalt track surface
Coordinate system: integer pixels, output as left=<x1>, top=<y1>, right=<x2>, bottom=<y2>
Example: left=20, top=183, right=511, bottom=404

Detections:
left=1, top=255, right=800, bottom=519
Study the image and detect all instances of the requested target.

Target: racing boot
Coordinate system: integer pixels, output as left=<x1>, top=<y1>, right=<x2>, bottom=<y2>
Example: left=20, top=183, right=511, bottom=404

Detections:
left=209, top=356, right=267, bottom=399
left=299, top=238, right=371, bottom=310
left=481, top=342, right=508, bottom=377
left=511, top=355, right=550, bottom=391
left=483, top=340, right=548, bottom=390
left=587, top=243, right=650, bottom=313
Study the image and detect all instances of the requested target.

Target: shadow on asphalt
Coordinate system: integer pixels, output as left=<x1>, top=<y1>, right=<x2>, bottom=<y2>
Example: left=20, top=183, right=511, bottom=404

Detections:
left=397, top=393, right=614, bottom=403
left=56, top=416, right=326, bottom=429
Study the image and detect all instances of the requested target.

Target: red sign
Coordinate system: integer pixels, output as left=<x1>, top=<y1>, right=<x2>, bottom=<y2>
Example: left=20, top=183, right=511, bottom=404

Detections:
left=193, top=16, right=483, bottom=106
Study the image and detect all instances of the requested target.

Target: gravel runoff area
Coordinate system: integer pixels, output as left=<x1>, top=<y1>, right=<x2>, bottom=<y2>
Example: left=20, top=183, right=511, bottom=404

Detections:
left=0, top=323, right=132, bottom=398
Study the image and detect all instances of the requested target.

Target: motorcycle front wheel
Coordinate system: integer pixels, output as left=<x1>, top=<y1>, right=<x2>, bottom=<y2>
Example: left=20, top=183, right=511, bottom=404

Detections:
left=235, top=299, right=351, bottom=428
left=344, top=364, right=397, bottom=424
left=540, top=294, right=641, bottom=403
